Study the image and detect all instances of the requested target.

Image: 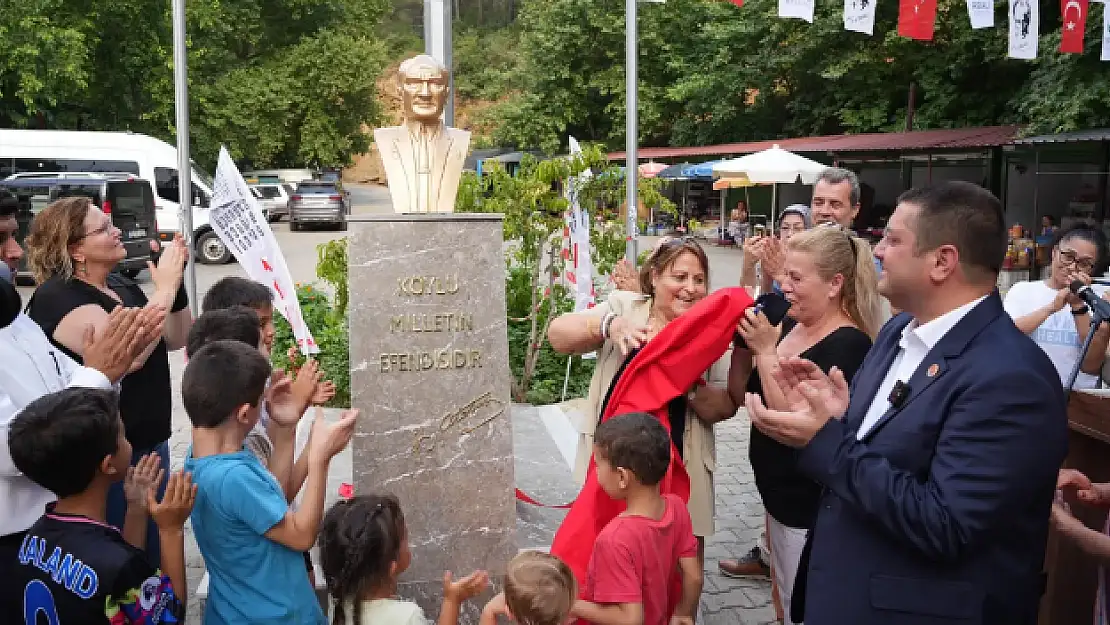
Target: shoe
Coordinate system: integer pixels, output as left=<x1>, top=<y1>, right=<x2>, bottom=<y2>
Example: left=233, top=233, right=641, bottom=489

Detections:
left=718, top=547, right=771, bottom=579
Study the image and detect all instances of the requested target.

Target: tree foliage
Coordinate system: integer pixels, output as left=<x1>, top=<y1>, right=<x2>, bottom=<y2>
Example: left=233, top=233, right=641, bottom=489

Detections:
left=0, top=0, right=392, bottom=169
left=488, top=0, right=1110, bottom=151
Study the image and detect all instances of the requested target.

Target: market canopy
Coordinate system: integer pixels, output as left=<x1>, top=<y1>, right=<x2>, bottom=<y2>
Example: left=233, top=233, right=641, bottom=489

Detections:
left=712, top=144, right=826, bottom=184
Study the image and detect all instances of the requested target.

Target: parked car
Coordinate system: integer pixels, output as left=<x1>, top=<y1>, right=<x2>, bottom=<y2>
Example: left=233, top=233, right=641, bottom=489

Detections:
left=250, top=183, right=290, bottom=222
left=0, top=172, right=158, bottom=279
left=289, top=181, right=346, bottom=231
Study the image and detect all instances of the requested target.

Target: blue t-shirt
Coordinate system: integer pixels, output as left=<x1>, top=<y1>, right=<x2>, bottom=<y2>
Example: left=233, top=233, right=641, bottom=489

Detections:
left=184, top=449, right=325, bottom=625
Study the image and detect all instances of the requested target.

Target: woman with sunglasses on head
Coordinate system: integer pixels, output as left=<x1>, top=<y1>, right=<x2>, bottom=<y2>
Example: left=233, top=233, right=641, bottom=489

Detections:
left=1004, top=224, right=1110, bottom=388
left=23, top=196, right=192, bottom=561
left=548, top=236, right=739, bottom=568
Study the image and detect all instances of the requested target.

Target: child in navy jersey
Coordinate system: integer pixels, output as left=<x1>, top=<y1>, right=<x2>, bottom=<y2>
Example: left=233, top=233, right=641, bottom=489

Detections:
left=0, top=387, right=195, bottom=624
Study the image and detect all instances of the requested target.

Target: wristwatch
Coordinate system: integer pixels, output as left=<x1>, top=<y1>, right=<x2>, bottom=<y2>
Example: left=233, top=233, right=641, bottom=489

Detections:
left=1072, top=305, right=1090, bottom=315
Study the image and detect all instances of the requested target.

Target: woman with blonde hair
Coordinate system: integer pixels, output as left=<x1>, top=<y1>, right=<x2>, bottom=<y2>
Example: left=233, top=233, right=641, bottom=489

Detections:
left=720, top=223, right=879, bottom=624
left=23, top=195, right=191, bottom=560
left=548, top=236, right=740, bottom=566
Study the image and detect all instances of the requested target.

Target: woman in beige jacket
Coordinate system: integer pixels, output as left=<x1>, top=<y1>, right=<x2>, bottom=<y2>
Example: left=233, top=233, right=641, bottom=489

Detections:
left=547, top=237, right=740, bottom=565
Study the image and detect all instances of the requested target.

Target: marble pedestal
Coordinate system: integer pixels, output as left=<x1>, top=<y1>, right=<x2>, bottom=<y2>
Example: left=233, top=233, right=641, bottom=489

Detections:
left=348, top=213, right=517, bottom=622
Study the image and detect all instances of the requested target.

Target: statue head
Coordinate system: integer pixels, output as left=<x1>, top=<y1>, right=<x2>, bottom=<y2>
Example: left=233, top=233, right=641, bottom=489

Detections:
left=397, top=54, right=449, bottom=125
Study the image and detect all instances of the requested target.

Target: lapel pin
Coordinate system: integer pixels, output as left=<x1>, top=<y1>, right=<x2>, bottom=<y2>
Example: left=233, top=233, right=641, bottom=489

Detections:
left=927, top=363, right=939, bottom=377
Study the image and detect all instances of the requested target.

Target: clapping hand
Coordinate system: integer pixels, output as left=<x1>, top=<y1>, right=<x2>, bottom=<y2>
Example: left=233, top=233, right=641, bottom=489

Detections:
left=148, top=471, right=197, bottom=531
left=311, top=380, right=337, bottom=406
left=123, top=453, right=165, bottom=513
left=267, top=371, right=305, bottom=428
left=443, top=569, right=490, bottom=604
left=612, top=258, right=641, bottom=293
left=147, top=233, right=187, bottom=295
left=82, top=306, right=148, bottom=382
left=290, top=359, right=323, bottom=412
left=479, top=593, right=513, bottom=625
left=746, top=357, right=850, bottom=448
left=307, top=407, right=358, bottom=466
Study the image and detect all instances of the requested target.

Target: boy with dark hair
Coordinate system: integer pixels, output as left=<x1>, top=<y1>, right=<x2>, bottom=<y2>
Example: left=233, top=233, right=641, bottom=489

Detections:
left=572, top=412, right=703, bottom=625
left=185, top=305, right=262, bottom=358
left=183, top=341, right=357, bottom=625
left=0, top=387, right=195, bottom=624
left=202, top=277, right=276, bottom=352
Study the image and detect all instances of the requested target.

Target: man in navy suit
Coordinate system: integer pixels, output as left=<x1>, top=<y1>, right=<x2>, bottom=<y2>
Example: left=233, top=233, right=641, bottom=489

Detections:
left=745, top=181, right=1068, bottom=625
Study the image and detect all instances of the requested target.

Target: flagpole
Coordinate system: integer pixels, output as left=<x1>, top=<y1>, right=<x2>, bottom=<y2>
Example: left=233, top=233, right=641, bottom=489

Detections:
left=625, top=0, right=638, bottom=262
left=172, top=0, right=197, bottom=317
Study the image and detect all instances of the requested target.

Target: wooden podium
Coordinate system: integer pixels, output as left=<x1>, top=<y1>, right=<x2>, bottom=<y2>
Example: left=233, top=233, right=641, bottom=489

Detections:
left=1040, top=389, right=1110, bottom=625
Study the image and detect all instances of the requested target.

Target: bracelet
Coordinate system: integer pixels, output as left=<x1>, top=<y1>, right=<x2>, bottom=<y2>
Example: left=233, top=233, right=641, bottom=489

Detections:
left=600, top=312, right=617, bottom=340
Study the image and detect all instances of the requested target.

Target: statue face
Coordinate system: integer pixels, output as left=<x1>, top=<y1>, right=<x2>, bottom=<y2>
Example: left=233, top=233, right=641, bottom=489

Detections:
left=401, top=62, right=448, bottom=123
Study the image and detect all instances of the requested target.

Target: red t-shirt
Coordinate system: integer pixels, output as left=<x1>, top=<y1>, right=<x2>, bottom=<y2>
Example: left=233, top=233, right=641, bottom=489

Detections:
left=582, top=493, right=698, bottom=625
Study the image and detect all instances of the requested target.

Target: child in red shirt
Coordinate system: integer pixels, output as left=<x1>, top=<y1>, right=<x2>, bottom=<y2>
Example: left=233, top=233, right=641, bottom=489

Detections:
left=572, top=412, right=703, bottom=625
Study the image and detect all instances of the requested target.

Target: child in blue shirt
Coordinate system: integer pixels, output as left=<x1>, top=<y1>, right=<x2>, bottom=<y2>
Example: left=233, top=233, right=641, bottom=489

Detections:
left=182, top=340, right=357, bottom=625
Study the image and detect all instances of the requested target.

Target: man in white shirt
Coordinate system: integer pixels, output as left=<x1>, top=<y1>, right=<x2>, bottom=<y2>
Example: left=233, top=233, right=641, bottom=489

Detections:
left=0, top=197, right=156, bottom=565
left=744, top=182, right=1068, bottom=625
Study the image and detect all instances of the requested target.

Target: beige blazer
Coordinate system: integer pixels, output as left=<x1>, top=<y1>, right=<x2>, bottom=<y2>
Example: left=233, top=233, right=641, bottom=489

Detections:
left=374, top=122, right=470, bottom=214
left=572, top=290, right=718, bottom=537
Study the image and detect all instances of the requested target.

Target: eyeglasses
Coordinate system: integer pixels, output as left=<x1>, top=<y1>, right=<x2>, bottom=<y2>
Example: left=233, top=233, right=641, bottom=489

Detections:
left=69, top=221, right=115, bottom=244
left=1058, top=248, right=1096, bottom=272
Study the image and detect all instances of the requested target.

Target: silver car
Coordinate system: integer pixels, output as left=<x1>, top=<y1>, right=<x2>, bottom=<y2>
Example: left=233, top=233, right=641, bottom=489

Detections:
left=249, top=184, right=290, bottom=222
left=289, top=181, right=346, bottom=231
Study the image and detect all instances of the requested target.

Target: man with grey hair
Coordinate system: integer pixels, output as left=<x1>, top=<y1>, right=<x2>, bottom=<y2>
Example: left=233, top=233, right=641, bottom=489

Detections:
left=811, top=167, right=861, bottom=227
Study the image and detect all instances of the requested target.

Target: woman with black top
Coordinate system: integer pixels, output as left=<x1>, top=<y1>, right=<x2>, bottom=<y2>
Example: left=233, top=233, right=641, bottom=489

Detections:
left=24, top=196, right=192, bottom=561
left=724, top=224, right=880, bottom=625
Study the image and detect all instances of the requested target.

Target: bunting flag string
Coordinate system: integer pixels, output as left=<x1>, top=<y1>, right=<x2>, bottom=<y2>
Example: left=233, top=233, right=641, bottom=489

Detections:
left=720, top=0, right=1110, bottom=62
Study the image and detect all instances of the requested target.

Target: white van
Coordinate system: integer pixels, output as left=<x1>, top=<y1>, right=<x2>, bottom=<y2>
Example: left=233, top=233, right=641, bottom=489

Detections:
left=0, top=129, right=234, bottom=264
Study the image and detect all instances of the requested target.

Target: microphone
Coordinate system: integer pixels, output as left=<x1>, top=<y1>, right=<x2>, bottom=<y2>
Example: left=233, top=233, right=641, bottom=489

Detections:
left=888, top=380, right=910, bottom=409
left=1069, top=280, right=1110, bottom=320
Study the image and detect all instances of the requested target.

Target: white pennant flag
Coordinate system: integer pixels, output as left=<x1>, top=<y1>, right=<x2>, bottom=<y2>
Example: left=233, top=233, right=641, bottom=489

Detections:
left=1102, top=2, right=1110, bottom=61
left=967, top=0, right=994, bottom=28
left=1008, top=0, right=1039, bottom=59
left=844, top=0, right=877, bottom=34
left=565, top=137, right=595, bottom=313
left=780, top=0, right=815, bottom=22
left=210, top=147, right=319, bottom=354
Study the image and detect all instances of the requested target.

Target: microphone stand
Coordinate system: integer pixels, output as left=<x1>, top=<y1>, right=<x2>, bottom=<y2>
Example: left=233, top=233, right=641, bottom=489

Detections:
left=1066, top=308, right=1110, bottom=393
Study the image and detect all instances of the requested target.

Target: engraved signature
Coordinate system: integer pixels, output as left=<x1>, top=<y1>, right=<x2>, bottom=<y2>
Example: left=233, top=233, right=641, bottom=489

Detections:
left=411, top=391, right=506, bottom=454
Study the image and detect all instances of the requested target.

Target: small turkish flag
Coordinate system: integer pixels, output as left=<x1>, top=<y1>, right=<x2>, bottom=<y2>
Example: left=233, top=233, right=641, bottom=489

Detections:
left=1059, top=0, right=1088, bottom=53
left=728, top=0, right=743, bottom=6
left=898, top=0, right=938, bottom=39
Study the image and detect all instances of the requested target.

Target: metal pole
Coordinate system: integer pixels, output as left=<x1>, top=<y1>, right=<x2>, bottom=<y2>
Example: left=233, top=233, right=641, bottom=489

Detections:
left=172, top=0, right=197, bottom=317
left=424, top=0, right=453, bottom=125
left=624, top=0, right=637, bottom=262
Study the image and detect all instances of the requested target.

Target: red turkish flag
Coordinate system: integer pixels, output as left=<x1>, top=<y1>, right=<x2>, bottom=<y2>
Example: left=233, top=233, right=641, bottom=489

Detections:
left=1059, top=0, right=1088, bottom=53
left=898, top=0, right=938, bottom=40
left=728, top=0, right=743, bottom=6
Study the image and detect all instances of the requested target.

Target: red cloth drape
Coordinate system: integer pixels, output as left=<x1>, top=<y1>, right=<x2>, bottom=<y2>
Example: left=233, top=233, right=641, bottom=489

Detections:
left=550, top=287, right=755, bottom=616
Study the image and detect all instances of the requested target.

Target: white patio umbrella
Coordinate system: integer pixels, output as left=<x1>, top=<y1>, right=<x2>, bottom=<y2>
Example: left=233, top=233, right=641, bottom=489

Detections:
left=713, top=144, right=827, bottom=227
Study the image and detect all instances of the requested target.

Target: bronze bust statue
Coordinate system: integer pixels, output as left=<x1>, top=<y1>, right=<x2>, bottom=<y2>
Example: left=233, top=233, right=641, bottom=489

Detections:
left=374, top=55, right=471, bottom=214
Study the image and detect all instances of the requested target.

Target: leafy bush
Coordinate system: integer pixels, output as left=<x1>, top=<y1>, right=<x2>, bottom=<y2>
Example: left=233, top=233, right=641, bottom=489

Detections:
left=271, top=244, right=351, bottom=408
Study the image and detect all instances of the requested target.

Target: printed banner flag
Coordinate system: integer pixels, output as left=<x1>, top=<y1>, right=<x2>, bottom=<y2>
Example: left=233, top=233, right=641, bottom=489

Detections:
left=210, top=147, right=319, bottom=354
left=1008, top=0, right=1039, bottom=58
left=844, top=0, right=878, bottom=34
left=967, top=0, right=994, bottom=28
left=1059, top=0, right=1088, bottom=52
left=565, top=137, right=596, bottom=314
left=779, top=0, right=816, bottom=22
left=898, top=0, right=939, bottom=39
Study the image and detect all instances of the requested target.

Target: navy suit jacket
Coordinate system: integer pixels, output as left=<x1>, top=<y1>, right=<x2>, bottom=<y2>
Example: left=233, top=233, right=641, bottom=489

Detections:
left=796, top=293, right=1068, bottom=625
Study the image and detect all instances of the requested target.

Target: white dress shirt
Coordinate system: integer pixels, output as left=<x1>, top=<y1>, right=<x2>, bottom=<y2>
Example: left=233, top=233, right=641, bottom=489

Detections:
left=0, top=313, right=114, bottom=536
left=857, top=296, right=988, bottom=439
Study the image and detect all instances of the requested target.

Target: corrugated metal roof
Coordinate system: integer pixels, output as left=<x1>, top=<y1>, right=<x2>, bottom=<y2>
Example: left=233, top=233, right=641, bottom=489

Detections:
left=1011, top=129, right=1110, bottom=145
left=610, top=126, right=1023, bottom=160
